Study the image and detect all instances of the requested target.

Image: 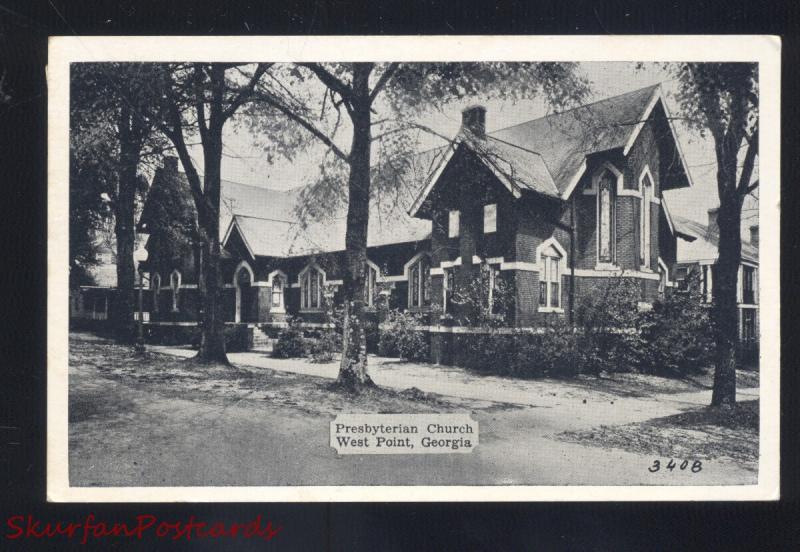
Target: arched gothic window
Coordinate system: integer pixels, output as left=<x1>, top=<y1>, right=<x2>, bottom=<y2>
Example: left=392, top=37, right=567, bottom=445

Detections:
left=271, top=274, right=285, bottom=311
left=300, top=265, right=324, bottom=310
left=408, top=256, right=430, bottom=308
left=151, top=273, right=161, bottom=313
left=640, top=172, right=654, bottom=269
left=170, top=270, right=181, bottom=312
left=364, top=263, right=378, bottom=308
left=597, top=170, right=616, bottom=264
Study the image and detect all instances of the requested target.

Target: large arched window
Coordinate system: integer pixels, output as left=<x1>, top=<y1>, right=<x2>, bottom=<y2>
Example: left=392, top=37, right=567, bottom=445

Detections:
left=170, top=270, right=181, bottom=312
left=300, top=265, right=324, bottom=310
left=151, top=273, right=161, bottom=313
left=597, top=170, right=616, bottom=264
left=408, top=255, right=430, bottom=308
left=640, top=171, right=654, bottom=269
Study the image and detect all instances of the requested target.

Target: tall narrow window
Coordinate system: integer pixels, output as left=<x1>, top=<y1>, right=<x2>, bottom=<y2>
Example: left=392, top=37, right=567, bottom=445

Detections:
left=364, top=264, right=378, bottom=307
left=170, top=270, right=181, bottom=312
left=539, top=246, right=561, bottom=309
left=742, top=266, right=755, bottom=304
left=151, top=273, right=161, bottom=313
left=658, top=264, right=666, bottom=298
left=481, top=263, right=500, bottom=313
left=598, top=171, right=616, bottom=264
left=640, top=173, right=653, bottom=269
left=448, top=210, right=460, bottom=238
left=301, top=266, right=323, bottom=310
left=443, top=268, right=454, bottom=314
left=271, top=275, right=284, bottom=310
left=483, top=203, right=497, bottom=234
left=702, top=265, right=713, bottom=303
left=408, top=256, right=430, bottom=308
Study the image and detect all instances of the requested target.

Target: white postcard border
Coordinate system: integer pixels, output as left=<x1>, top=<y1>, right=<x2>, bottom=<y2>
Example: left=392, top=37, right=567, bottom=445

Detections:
left=47, top=34, right=780, bottom=502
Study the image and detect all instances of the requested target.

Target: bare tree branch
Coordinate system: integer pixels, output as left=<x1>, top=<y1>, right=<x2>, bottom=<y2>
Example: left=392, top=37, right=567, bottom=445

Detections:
left=251, top=93, right=349, bottom=162
left=299, top=63, right=355, bottom=113
left=222, top=63, right=272, bottom=120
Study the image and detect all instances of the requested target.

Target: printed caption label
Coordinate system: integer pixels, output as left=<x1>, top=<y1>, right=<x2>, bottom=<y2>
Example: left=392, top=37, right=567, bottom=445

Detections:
left=331, top=414, right=478, bottom=454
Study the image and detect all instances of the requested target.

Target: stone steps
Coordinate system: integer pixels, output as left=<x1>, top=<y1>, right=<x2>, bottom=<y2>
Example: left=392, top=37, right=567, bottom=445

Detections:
left=251, top=327, right=276, bottom=352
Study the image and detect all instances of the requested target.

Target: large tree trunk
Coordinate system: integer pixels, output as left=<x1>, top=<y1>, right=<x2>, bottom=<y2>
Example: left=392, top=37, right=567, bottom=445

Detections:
left=112, top=104, right=140, bottom=342
left=335, top=65, right=374, bottom=390
left=711, top=187, right=743, bottom=406
left=195, top=123, right=229, bottom=364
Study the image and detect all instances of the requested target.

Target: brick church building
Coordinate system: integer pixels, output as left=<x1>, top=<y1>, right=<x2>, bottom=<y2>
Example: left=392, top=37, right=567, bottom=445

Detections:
left=136, top=85, right=693, bottom=349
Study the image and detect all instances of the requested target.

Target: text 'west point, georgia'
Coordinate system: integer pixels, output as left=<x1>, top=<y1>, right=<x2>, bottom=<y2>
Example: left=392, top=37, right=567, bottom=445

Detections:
left=330, top=414, right=478, bottom=454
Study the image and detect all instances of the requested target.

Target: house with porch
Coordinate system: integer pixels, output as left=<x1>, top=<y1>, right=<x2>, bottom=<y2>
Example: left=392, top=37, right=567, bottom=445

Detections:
left=674, top=210, right=759, bottom=360
left=137, top=84, right=694, bottom=358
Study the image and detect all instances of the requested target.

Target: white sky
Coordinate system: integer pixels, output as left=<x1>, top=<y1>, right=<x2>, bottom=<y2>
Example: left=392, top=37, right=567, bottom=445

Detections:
left=186, top=61, right=757, bottom=230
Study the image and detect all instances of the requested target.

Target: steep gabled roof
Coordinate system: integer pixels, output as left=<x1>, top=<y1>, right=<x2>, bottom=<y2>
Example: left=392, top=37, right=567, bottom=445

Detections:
left=223, top=197, right=431, bottom=259
left=410, top=84, right=694, bottom=217
left=674, top=216, right=758, bottom=264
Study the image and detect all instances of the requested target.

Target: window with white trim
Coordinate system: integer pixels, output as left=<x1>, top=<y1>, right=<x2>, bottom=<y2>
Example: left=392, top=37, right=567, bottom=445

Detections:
left=483, top=203, right=497, bottom=234
left=539, top=246, right=562, bottom=309
left=151, top=273, right=161, bottom=313
left=364, top=263, right=378, bottom=308
left=640, top=172, right=653, bottom=269
left=408, top=256, right=431, bottom=308
left=271, top=274, right=285, bottom=309
left=170, top=270, right=181, bottom=312
left=658, top=264, right=666, bottom=298
left=300, top=266, right=323, bottom=310
left=448, top=210, right=460, bottom=238
left=597, top=170, right=616, bottom=264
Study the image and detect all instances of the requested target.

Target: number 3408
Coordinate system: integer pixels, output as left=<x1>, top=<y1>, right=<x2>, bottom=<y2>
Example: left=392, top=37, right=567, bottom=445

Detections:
left=648, top=459, right=703, bottom=473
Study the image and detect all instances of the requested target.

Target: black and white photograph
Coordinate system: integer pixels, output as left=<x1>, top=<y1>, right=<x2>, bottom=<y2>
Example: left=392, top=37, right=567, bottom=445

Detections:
left=47, top=36, right=780, bottom=501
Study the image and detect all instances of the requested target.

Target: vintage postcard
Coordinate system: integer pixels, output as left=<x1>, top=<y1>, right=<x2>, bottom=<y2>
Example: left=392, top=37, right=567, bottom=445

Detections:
left=48, top=35, right=780, bottom=501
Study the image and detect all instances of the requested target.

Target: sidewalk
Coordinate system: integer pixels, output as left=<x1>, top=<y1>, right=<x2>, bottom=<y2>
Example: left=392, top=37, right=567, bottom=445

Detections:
left=148, top=344, right=759, bottom=430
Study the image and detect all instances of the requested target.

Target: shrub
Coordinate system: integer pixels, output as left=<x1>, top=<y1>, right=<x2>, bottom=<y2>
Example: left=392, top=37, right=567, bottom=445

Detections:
left=309, top=329, right=339, bottom=363
left=454, top=331, right=516, bottom=374
left=272, top=317, right=308, bottom=358
left=576, top=277, right=647, bottom=374
left=639, top=287, right=715, bottom=375
left=513, top=323, right=586, bottom=379
left=378, top=309, right=429, bottom=361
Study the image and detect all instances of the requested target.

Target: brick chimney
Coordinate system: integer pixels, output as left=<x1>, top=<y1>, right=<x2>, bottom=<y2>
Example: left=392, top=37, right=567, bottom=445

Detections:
left=707, top=207, right=718, bottom=231
left=750, top=224, right=759, bottom=247
left=163, top=156, right=179, bottom=172
left=461, top=105, right=486, bottom=138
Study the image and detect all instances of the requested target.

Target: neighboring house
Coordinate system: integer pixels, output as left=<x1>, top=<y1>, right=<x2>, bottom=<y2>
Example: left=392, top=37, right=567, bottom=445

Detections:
left=69, top=240, right=117, bottom=323
left=674, top=210, right=759, bottom=359
left=137, top=84, right=693, bottom=360
left=69, top=233, right=149, bottom=325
